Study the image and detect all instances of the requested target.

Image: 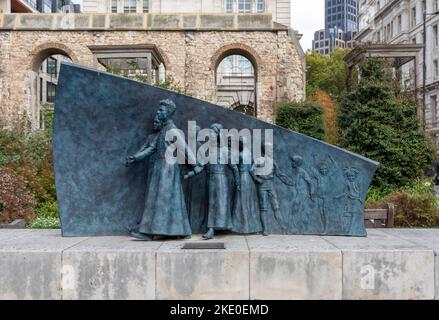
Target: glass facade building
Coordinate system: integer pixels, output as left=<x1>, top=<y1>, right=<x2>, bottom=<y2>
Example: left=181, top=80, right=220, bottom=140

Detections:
left=325, top=0, right=358, bottom=33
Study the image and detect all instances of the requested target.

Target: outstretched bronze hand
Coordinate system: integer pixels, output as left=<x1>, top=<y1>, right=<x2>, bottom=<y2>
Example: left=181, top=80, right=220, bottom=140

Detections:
left=125, top=156, right=136, bottom=167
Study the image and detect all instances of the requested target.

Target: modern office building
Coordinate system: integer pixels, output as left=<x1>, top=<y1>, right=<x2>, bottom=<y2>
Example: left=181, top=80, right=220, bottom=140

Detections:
left=82, top=0, right=291, bottom=27
left=325, top=0, right=359, bottom=33
left=312, top=27, right=358, bottom=56
left=356, top=0, right=439, bottom=145
left=312, top=0, right=359, bottom=55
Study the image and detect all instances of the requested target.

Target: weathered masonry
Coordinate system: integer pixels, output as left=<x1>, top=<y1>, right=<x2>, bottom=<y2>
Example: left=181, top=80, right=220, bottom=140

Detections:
left=0, top=13, right=305, bottom=128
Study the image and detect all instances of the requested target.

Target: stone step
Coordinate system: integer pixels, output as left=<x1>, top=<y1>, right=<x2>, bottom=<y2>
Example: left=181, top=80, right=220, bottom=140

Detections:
left=0, top=229, right=437, bottom=300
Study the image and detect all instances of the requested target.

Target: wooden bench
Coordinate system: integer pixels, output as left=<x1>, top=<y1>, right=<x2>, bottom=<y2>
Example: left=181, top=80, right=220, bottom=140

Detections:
left=364, top=203, right=395, bottom=228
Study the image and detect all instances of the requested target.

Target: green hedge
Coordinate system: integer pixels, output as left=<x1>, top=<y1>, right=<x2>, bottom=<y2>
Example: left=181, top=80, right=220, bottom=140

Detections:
left=338, top=59, right=435, bottom=191
left=275, top=102, right=325, bottom=140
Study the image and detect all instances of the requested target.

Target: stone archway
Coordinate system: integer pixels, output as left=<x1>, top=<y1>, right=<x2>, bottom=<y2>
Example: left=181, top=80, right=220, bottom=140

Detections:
left=29, top=42, right=79, bottom=72
left=28, top=42, right=78, bottom=129
left=211, top=43, right=261, bottom=117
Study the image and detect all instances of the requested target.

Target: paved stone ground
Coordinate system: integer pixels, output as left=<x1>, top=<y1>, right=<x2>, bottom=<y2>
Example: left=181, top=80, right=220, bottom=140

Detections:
left=0, top=229, right=438, bottom=300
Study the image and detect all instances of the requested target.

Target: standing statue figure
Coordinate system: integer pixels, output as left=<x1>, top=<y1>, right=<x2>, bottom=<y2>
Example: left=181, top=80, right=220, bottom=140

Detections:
left=286, top=155, right=315, bottom=232
left=311, top=154, right=337, bottom=234
left=251, top=157, right=286, bottom=235
left=125, top=99, right=195, bottom=240
left=185, top=123, right=240, bottom=240
left=231, top=136, right=262, bottom=234
left=335, top=167, right=363, bottom=234
left=184, top=125, right=208, bottom=233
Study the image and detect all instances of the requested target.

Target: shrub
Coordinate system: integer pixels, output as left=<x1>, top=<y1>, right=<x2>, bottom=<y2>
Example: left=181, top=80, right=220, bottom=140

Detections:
left=387, top=191, right=438, bottom=227
left=34, top=201, right=58, bottom=219
left=338, top=59, right=435, bottom=191
left=275, top=101, right=325, bottom=140
left=0, top=113, right=57, bottom=227
left=366, top=179, right=439, bottom=227
left=29, top=217, right=60, bottom=229
left=308, top=90, right=338, bottom=144
left=306, top=48, right=350, bottom=98
left=0, top=167, right=36, bottom=223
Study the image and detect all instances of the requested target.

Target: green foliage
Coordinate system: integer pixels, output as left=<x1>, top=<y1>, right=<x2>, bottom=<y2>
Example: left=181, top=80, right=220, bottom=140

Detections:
left=105, top=60, right=189, bottom=94
left=29, top=217, right=61, bottom=229
left=367, top=179, right=439, bottom=228
left=156, top=75, right=187, bottom=95
left=34, top=201, right=58, bottom=219
left=0, top=111, right=58, bottom=228
left=338, top=59, right=435, bottom=191
left=275, top=101, right=325, bottom=140
left=40, top=103, right=54, bottom=131
left=306, top=49, right=351, bottom=98
left=0, top=166, right=36, bottom=223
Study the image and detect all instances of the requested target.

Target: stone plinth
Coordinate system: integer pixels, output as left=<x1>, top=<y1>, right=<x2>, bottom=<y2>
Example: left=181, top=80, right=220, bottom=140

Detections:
left=0, top=229, right=438, bottom=300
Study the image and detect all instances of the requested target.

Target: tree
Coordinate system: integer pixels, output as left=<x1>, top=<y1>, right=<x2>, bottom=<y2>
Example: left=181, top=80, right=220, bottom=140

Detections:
left=338, top=59, right=435, bottom=191
left=306, top=49, right=350, bottom=98
left=308, top=90, right=338, bottom=144
left=275, top=101, right=325, bottom=140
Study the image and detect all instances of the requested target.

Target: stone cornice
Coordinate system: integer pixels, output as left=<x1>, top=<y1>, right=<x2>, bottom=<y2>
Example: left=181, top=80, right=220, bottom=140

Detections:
left=0, top=13, right=288, bottom=31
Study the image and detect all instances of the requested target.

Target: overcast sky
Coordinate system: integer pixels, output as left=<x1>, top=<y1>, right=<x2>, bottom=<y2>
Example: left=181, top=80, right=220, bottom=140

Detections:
left=72, top=0, right=323, bottom=51
left=293, top=0, right=324, bottom=51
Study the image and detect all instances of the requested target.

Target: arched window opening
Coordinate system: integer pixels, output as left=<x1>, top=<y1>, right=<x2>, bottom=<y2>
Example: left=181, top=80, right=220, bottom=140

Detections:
left=216, top=54, right=256, bottom=117
left=35, top=53, right=72, bottom=129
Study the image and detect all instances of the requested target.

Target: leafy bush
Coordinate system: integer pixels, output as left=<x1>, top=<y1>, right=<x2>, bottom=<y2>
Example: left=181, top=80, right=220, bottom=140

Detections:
left=0, top=114, right=58, bottom=227
left=0, top=167, right=36, bottom=223
left=306, top=49, right=351, bottom=98
left=34, top=201, right=58, bottom=219
left=338, top=59, right=435, bottom=191
left=308, top=90, right=338, bottom=144
left=366, top=179, right=439, bottom=227
left=275, top=101, right=325, bottom=140
left=29, top=217, right=60, bottom=229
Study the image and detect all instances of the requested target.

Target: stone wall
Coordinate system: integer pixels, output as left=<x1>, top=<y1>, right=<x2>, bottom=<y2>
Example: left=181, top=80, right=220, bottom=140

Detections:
left=0, top=13, right=305, bottom=127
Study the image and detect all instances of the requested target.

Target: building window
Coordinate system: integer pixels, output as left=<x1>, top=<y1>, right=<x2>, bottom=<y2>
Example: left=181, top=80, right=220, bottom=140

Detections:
left=432, top=95, right=439, bottom=124
left=39, top=77, right=43, bottom=102
left=434, top=60, right=439, bottom=78
left=226, top=0, right=233, bottom=13
left=434, top=0, right=439, bottom=12
left=143, top=0, right=149, bottom=12
left=124, top=0, right=136, bottom=13
left=236, top=56, right=253, bottom=75
left=111, top=0, right=117, bottom=13
left=47, top=57, right=57, bottom=76
left=238, top=0, right=252, bottom=13
left=257, top=0, right=265, bottom=13
left=397, top=15, right=402, bottom=33
left=434, top=25, right=439, bottom=48
left=46, top=83, right=56, bottom=103
left=411, top=7, right=416, bottom=27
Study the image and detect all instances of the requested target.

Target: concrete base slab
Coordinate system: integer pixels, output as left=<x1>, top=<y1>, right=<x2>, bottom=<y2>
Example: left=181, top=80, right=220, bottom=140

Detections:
left=247, top=235, right=342, bottom=300
left=324, top=230, right=435, bottom=300
left=381, top=229, right=439, bottom=300
left=62, top=237, right=161, bottom=300
left=156, top=235, right=249, bottom=300
left=0, top=229, right=438, bottom=300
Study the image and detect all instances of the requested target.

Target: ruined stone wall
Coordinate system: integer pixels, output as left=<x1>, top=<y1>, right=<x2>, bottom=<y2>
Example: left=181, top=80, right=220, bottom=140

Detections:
left=0, top=13, right=305, bottom=126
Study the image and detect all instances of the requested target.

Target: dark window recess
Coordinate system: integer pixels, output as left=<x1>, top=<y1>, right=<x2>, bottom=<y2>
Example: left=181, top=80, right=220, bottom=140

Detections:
left=47, top=57, right=57, bottom=76
left=47, top=82, right=56, bottom=103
